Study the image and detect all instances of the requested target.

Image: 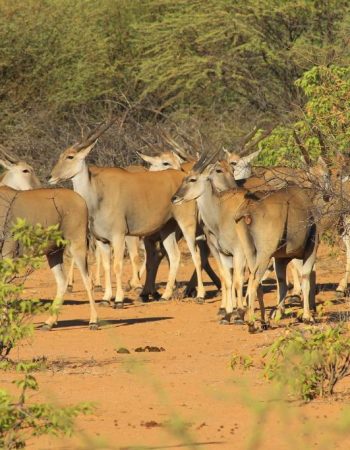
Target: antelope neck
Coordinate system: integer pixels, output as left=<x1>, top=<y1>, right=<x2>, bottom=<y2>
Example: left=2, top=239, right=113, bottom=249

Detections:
left=196, top=180, right=221, bottom=235
left=72, top=163, right=98, bottom=212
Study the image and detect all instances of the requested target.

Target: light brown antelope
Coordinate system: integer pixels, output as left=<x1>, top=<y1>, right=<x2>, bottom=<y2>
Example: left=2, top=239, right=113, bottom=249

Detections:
left=172, top=151, right=247, bottom=324
left=0, top=186, right=98, bottom=330
left=231, top=186, right=319, bottom=331
left=49, top=119, right=206, bottom=307
left=137, top=147, right=221, bottom=299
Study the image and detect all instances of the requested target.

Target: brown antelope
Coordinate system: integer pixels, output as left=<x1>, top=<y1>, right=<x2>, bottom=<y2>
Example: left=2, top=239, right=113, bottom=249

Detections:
left=222, top=148, right=343, bottom=331
left=230, top=186, right=319, bottom=331
left=137, top=148, right=221, bottom=299
left=49, top=119, right=206, bottom=307
left=0, top=148, right=98, bottom=329
left=0, top=186, right=98, bottom=330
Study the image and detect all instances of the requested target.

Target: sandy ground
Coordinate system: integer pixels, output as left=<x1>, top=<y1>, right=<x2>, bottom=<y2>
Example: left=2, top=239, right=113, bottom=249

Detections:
left=2, top=244, right=350, bottom=450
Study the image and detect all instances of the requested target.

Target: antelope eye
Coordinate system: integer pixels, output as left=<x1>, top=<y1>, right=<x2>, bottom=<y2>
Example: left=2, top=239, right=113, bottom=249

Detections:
left=22, top=169, right=30, bottom=173
left=231, top=161, right=237, bottom=166
left=216, top=169, right=223, bottom=173
left=189, top=178, right=196, bottom=183
left=66, top=155, right=74, bottom=160
left=163, top=162, right=170, bottom=166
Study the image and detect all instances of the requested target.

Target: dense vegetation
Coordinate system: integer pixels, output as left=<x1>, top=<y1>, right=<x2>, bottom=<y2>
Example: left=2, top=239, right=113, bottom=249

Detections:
left=0, top=0, right=349, bottom=175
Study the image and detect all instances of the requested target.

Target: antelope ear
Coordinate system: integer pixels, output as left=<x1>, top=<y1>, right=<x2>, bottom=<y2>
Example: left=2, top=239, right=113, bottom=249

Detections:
left=223, top=147, right=230, bottom=158
left=172, top=152, right=185, bottom=164
left=76, top=141, right=98, bottom=159
left=242, top=148, right=261, bottom=164
left=0, top=159, right=13, bottom=170
left=137, top=152, right=157, bottom=165
left=202, top=164, right=213, bottom=177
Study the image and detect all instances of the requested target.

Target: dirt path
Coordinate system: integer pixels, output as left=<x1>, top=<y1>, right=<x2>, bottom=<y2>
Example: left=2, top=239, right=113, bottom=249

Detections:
left=2, top=245, right=350, bottom=449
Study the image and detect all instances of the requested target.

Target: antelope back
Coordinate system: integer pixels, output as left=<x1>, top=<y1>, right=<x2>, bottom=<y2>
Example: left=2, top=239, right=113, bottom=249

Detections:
left=0, top=186, right=88, bottom=255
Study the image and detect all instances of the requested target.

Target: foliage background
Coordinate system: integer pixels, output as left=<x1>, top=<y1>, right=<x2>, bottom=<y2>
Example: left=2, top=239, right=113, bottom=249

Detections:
left=0, top=0, right=349, bottom=177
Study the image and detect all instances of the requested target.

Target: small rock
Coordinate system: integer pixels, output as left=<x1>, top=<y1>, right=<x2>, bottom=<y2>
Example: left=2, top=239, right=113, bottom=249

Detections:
left=116, top=347, right=130, bottom=354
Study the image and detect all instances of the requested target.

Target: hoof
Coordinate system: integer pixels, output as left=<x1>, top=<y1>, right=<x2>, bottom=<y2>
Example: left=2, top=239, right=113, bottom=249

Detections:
left=184, top=288, right=197, bottom=298
left=220, top=313, right=232, bottom=325
left=233, top=318, right=245, bottom=325
left=41, top=323, right=53, bottom=331
left=261, top=322, right=270, bottom=331
left=217, top=308, right=226, bottom=317
left=196, top=297, right=205, bottom=304
left=99, top=300, right=110, bottom=307
left=152, top=291, right=162, bottom=301
left=302, top=316, right=315, bottom=324
left=67, top=284, right=73, bottom=293
left=248, top=323, right=258, bottom=334
left=139, top=291, right=161, bottom=302
left=94, top=285, right=103, bottom=292
left=113, top=302, right=124, bottom=309
left=89, top=323, right=99, bottom=330
left=133, top=286, right=143, bottom=293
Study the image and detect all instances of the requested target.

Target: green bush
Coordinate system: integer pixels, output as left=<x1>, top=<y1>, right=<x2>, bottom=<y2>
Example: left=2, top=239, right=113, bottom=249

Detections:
left=0, top=219, right=93, bottom=448
left=0, top=220, right=66, bottom=358
left=263, top=325, right=350, bottom=401
left=0, top=362, right=92, bottom=449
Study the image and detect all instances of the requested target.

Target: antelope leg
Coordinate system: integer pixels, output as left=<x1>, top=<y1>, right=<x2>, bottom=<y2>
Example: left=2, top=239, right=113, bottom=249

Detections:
left=96, top=240, right=113, bottom=302
left=67, top=257, right=75, bottom=291
left=112, top=234, right=126, bottom=306
left=337, top=229, right=350, bottom=294
left=125, top=236, right=143, bottom=290
left=288, top=258, right=302, bottom=297
left=160, top=231, right=181, bottom=300
left=180, top=226, right=205, bottom=299
left=273, top=258, right=289, bottom=315
left=44, top=250, right=67, bottom=328
left=71, top=244, right=98, bottom=327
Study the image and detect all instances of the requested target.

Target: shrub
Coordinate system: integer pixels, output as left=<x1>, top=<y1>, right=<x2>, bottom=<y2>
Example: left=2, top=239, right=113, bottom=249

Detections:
left=0, top=220, right=66, bottom=359
left=263, top=325, right=350, bottom=401
left=0, top=362, right=92, bottom=449
left=0, top=220, right=93, bottom=448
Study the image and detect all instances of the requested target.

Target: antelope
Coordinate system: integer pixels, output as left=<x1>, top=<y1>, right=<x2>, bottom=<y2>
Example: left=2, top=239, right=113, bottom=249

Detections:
left=221, top=147, right=344, bottom=331
left=49, top=118, right=206, bottom=307
left=137, top=145, right=221, bottom=299
left=0, top=186, right=98, bottom=330
left=172, top=151, right=247, bottom=324
left=231, top=186, right=319, bottom=331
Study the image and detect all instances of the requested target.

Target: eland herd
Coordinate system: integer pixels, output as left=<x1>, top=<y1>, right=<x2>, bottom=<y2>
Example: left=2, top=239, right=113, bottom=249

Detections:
left=1, top=117, right=349, bottom=333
